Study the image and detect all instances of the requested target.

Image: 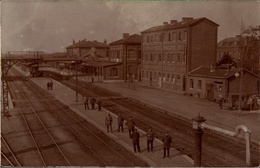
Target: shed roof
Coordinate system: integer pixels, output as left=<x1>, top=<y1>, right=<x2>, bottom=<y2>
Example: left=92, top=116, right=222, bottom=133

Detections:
left=109, top=34, right=141, bottom=45
left=66, top=40, right=108, bottom=49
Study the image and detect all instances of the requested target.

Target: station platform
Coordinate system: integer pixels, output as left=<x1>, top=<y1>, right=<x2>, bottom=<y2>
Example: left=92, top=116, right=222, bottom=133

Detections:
left=29, top=77, right=194, bottom=167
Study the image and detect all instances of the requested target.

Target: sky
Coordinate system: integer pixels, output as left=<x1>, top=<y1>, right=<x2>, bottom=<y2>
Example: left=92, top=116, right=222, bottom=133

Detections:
left=1, top=0, right=260, bottom=53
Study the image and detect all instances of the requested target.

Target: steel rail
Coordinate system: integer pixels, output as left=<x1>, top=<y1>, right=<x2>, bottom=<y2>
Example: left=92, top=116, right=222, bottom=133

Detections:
left=1, top=152, right=15, bottom=166
left=1, top=135, right=22, bottom=166
left=23, top=75, right=135, bottom=166
left=7, top=80, right=47, bottom=166
left=63, top=76, right=239, bottom=167
left=9, top=73, right=71, bottom=166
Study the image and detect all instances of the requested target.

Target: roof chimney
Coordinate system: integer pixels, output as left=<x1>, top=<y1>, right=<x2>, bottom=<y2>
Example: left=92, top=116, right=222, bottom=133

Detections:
left=123, top=33, right=130, bottom=39
left=182, top=17, right=193, bottom=23
left=163, top=22, right=168, bottom=26
left=170, top=20, right=177, bottom=24
left=73, top=39, right=75, bottom=44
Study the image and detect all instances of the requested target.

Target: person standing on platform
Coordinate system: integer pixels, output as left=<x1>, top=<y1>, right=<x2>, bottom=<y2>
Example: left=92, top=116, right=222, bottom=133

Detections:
left=50, top=80, right=53, bottom=90
left=96, top=98, right=102, bottom=111
left=126, top=117, right=135, bottom=138
left=132, top=129, right=141, bottom=153
left=162, top=131, right=172, bottom=158
left=47, top=81, right=50, bottom=90
left=117, top=114, right=124, bottom=132
left=83, top=95, right=89, bottom=110
left=146, top=127, right=155, bottom=152
left=90, top=97, right=96, bottom=110
left=105, top=113, right=113, bottom=133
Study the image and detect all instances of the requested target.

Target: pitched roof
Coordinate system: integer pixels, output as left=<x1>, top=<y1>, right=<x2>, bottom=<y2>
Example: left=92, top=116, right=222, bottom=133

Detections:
left=188, top=66, right=260, bottom=79
left=66, top=40, right=108, bottom=49
left=141, top=17, right=219, bottom=34
left=188, top=67, right=237, bottom=79
left=109, top=34, right=141, bottom=45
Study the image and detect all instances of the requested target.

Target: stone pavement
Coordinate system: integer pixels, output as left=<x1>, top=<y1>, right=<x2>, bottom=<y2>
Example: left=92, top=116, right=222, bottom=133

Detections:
left=29, top=77, right=193, bottom=167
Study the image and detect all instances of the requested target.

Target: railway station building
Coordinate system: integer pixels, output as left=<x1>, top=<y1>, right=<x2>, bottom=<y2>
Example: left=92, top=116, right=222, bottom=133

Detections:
left=140, top=17, right=219, bottom=93
left=109, top=33, right=142, bottom=82
left=186, top=66, right=260, bottom=105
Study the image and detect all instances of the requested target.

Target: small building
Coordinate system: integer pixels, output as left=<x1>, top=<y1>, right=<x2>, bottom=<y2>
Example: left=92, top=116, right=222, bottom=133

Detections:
left=66, top=39, right=109, bottom=60
left=109, top=33, right=141, bottom=82
left=186, top=66, right=260, bottom=103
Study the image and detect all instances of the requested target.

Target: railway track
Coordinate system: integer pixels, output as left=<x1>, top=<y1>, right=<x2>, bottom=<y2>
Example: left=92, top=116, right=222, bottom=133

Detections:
left=1, top=69, right=148, bottom=167
left=45, top=71, right=259, bottom=167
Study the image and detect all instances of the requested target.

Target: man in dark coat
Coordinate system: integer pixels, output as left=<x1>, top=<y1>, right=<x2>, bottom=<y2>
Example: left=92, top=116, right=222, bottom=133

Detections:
left=47, top=81, right=50, bottom=90
left=132, top=129, right=140, bottom=153
left=146, top=128, right=155, bottom=152
left=83, top=95, right=89, bottom=110
left=90, top=97, right=96, bottom=110
left=162, top=131, right=172, bottom=158
left=117, top=114, right=124, bottom=132
left=96, top=98, right=102, bottom=111
left=126, top=117, right=135, bottom=138
left=105, top=113, right=113, bottom=133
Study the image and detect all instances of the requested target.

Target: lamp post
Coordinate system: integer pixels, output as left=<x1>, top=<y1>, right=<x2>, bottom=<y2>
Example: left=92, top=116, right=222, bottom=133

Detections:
left=235, top=70, right=243, bottom=116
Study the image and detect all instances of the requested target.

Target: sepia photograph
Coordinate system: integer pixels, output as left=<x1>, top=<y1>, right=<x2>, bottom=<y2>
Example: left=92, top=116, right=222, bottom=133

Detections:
left=1, top=0, right=260, bottom=167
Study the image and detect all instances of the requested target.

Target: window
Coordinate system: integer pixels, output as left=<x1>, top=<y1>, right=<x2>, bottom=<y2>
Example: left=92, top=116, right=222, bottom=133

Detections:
left=171, top=74, right=175, bottom=83
left=177, top=75, right=180, bottom=84
left=167, top=54, right=170, bottom=62
left=172, top=32, right=175, bottom=41
left=155, top=34, right=157, bottom=42
left=154, top=72, right=157, bottom=80
left=167, top=74, right=170, bottom=82
left=183, top=53, right=186, bottom=63
left=190, top=79, right=194, bottom=88
left=168, top=33, right=171, bottom=41
left=198, top=80, right=202, bottom=89
left=184, top=30, right=187, bottom=41
left=110, top=68, right=118, bottom=76
left=163, top=73, right=166, bottom=82
left=158, top=54, right=162, bottom=62
left=177, top=53, right=181, bottom=63
left=178, top=31, right=182, bottom=40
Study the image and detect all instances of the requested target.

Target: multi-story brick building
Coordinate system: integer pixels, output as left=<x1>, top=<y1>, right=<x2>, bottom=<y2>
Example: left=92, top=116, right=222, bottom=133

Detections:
left=141, top=17, right=219, bottom=93
left=109, top=33, right=141, bottom=82
left=217, top=35, right=260, bottom=75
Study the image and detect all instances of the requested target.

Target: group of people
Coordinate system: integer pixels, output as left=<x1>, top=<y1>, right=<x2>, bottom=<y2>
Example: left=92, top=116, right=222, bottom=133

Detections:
left=47, top=80, right=53, bottom=90
left=105, top=113, right=173, bottom=158
left=83, top=95, right=102, bottom=111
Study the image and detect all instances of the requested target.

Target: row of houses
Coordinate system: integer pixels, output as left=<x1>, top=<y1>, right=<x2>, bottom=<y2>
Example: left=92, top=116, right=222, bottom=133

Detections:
left=63, top=17, right=259, bottom=103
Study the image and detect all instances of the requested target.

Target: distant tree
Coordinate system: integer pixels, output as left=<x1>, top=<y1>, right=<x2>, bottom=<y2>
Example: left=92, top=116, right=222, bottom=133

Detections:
left=216, top=53, right=237, bottom=67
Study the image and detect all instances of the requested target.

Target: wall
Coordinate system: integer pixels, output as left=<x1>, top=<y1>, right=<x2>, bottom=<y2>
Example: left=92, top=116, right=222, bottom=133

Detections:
left=190, top=20, right=218, bottom=71
left=103, top=64, right=124, bottom=81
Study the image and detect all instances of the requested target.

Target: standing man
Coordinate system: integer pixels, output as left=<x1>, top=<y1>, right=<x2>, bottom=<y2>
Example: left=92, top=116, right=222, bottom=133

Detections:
left=117, top=114, right=124, bottom=132
left=162, top=131, right=172, bottom=158
left=126, top=117, right=135, bottom=138
left=50, top=80, right=53, bottom=90
left=47, top=81, right=50, bottom=90
left=83, top=95, right=89, bottom=110
left=105, top=113, right=113, bottom=133
left=146, top=127, right=155, bottom=152
left=132, top=129, right=141, bottom=153
left=90, top=97, right=96, bottom=110
left=97, top=98, right=102, bottom=111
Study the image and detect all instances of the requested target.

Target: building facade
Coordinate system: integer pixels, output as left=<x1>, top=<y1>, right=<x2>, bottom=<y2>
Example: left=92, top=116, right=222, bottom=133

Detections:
left=109, top=33, right=141, bottom=82
left=187, top=67, right=260, bottom=102
left=66, top=39, right=109, bottom=60
left=141, top=17, right=219, bottom=93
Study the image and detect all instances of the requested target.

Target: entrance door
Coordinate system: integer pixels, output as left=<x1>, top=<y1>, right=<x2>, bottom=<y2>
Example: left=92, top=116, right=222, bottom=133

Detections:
left=206, top=83, right=214, bottom=101
left=182, top=76, right=186, bottom=91
left=150, top=72, right=153, bottom=86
